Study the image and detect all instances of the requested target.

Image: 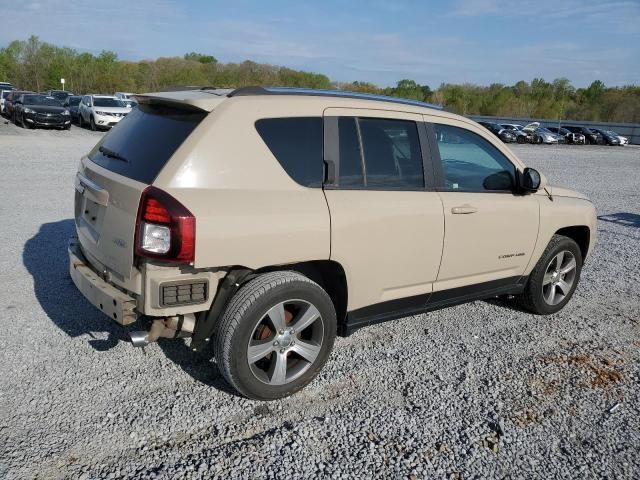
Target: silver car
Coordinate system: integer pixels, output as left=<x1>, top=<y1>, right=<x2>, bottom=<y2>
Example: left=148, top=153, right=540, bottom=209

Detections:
left=78, top=95, right=131, bottom=131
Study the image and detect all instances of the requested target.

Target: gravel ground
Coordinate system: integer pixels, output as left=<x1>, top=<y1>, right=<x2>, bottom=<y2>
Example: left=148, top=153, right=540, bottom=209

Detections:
left=1, top=119, right=639, bottom=479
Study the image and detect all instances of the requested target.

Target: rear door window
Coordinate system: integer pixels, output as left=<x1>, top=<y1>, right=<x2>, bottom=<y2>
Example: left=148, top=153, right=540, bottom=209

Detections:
left=336, top=117, right=424, bottom=189
left=255, top=117, right=323, bottom=187
left=88, top=103, right=206, bottom=184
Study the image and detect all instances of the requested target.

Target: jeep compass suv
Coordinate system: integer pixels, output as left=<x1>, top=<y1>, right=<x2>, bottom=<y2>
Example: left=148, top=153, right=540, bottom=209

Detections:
left=69, top=87, right=597, bottom=400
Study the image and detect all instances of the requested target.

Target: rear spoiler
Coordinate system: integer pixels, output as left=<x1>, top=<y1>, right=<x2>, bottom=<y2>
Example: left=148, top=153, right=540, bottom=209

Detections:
left=132, top=94, right=210, bottom=112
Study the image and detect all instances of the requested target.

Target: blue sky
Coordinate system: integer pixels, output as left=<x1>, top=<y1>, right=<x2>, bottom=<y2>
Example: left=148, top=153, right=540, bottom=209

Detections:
left=3, top=0, right=639, bottom=87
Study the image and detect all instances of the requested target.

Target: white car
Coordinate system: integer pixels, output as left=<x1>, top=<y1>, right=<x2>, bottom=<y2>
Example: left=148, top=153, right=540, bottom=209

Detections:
left=1, top=89, right=13, bottom=115
left=78, top=95, right=131, bottom=130
left=115, top=92, right=138, bottom=108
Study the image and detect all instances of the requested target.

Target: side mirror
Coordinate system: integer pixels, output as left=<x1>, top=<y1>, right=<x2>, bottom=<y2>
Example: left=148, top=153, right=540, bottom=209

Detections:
left=483, top=171, right=514, bottom=191
left=520, top=167, right=542, bottom=192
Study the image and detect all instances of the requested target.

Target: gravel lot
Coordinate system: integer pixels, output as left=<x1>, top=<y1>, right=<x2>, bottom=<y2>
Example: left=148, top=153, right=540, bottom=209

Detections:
left=1, top=119, right=639, bottom=479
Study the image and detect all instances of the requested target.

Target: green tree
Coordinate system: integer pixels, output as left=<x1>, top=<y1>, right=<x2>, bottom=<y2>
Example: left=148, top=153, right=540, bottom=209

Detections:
left=184, top=52, right=217, bottom=64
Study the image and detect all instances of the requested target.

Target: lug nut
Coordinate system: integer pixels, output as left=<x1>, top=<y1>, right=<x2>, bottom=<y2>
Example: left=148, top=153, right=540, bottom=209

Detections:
left=273, top=341, right=279, bottom=346
left=280, top=348, right=285, bottom=353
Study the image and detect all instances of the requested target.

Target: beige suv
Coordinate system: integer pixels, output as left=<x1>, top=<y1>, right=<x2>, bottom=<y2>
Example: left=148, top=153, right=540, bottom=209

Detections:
left=69, top=87, right=597, bottom=400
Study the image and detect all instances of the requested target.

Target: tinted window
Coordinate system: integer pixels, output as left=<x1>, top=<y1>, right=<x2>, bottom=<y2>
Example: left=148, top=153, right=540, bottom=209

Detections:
left=434, top=124, right=515, bottom=192
left=88, top=104, right=206, bottom=184
left=359, top=118, right=424, bottom=189
left=337, top=117, right=424, bottom=189
left=337, top=117, right=364, bottom=187
left=255, top=117, right=323, bottom=187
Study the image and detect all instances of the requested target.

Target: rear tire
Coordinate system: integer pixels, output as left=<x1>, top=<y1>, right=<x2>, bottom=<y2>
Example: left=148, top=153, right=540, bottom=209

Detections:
left=517, top=235, right=582, bottom=315
left=214, top=271, right=337, bottom=400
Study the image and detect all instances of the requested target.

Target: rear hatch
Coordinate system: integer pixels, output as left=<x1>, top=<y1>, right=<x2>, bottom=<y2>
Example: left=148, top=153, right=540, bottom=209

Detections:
left=74, top=102, right=207, bottom=284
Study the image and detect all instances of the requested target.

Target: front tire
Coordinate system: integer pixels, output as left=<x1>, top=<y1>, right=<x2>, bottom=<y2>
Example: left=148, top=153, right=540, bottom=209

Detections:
left=517, top=235, right=582, bottom=315
left=90, top=115, right=97, bottom=131
left=214, top=271, right=337, bottom=400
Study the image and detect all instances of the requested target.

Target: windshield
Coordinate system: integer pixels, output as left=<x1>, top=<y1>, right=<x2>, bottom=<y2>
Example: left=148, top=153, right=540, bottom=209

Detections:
left=67, top=97, right=81, bottom=106
left=2, top=91, right=11, bottom=99
left=605, top=130, right=618, bottom=136
left=93, top=97, right=125, bottom=107
left=23, top=95, right=63, bottom=106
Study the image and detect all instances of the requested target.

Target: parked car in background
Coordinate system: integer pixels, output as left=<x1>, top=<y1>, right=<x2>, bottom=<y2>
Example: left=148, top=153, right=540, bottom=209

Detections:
left=63, top=95, right=82, bottom=123
left=590, top=128, right=625, bottom=146
left=1, top=88, right=15, bottom=114
left=115, top=92, right=135, bottom=100
left=500, top=123, right=531, bottom=143
left=78, top=95, right=130, bottom=130
left=532, top=127, right=562, bottom=144
left=46, top=90, right=74, bottom=104
left=562, top=125, right=602, bottom=145
left=478, top=121, right=517, bottom=143
left=0, top=81, right=14, bottom=91
left=4, top=90, right=33, bottom=119
left=13, top=93, right=71, bottom=129
left=115, top=92, right=138, bottom=109
left=68, top=87, right=597, bottom=400
left=547, top=127, right=585, bottom=145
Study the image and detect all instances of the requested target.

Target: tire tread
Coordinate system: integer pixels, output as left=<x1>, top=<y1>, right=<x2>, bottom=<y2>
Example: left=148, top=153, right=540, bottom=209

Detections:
left=517, top=234, right=582, bottom=314
left=213, top=271, right=331, bottom=399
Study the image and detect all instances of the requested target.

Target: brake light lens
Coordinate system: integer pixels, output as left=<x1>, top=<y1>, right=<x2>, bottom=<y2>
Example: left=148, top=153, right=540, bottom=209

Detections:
left=135, top=186, right=195, bottom=263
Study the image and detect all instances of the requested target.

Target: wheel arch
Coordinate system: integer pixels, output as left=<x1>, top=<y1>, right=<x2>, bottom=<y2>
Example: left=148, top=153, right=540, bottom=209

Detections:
left=254, top=260, right=349, bottom=332
left=555, top=225, right=590, bottom=260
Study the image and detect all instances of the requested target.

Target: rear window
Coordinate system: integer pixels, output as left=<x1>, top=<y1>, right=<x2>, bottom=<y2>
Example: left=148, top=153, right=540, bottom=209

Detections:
left=88, top=103, right=206, bottom=184
left=255, top=117, right=323, bottom=187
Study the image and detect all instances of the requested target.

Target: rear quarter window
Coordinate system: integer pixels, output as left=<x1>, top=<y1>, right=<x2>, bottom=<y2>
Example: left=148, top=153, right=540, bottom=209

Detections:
left=255, top=117, right=323, bottom=187
left=88, top=104, right=206, bottom=184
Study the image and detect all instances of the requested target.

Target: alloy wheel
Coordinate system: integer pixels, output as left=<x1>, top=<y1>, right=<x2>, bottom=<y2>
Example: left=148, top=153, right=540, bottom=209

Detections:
left=542, top=250, right=577, bottom=305
left=246, top=299, right=324, bottom=386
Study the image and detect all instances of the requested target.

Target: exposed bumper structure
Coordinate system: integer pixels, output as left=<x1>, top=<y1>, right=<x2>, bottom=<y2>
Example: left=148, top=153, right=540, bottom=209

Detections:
left=68, top=238, right=138, bottom=325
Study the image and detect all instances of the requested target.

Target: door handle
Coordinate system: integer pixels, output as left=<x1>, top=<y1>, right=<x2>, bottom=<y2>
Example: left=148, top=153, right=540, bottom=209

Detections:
left=451, top=205, right=478, bottom=214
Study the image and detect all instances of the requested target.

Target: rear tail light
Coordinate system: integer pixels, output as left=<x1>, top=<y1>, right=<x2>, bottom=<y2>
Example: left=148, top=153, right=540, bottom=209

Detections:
left=135, top=186, right=195, bottom=263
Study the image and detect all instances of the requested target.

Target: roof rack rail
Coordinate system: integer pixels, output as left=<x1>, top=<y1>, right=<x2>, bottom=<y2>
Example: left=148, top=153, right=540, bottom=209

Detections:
left=227, top=86, right=443, bottom=110
left=157, top=85, right=228, bottom=93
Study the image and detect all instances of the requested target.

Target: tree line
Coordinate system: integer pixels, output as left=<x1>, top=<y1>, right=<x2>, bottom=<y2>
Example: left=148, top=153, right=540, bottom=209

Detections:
left=1, top=36, right=638, bottom=123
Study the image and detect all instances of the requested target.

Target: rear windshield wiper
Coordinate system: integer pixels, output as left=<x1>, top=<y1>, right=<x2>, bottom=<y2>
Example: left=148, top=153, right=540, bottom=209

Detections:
left=99, top=146, right=129, bottom=163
